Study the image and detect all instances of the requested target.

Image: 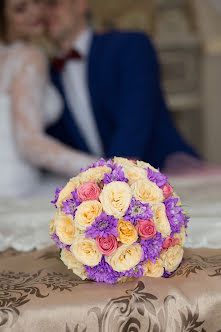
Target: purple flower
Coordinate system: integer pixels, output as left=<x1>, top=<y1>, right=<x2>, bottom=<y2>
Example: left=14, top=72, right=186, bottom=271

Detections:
left=147, top=168, right=168, bottom=188
left=140, top=232, right=164, bottom=263
left=62, top=189, right=81, bottom=217
left=162, top=269, right=173, bottom=278
left=124, top=198, right=153, bottom=225
left=51, top=187, right=62, bottom=208
left=164, top=198, right=186, bottom=234
left=162, top=260, right=183, bottom=278
left=85, top=212, right=119, bottom=239
left=123, top=263, right=144, bottom=279
left=50, top=234, right=71, bottom=251
left=103, top=164, right=128, bottom=184
left=93, top=158, right=113, bottom=168
left=80, top=166, right=90, bottom=173
left=80, top=158, right=113, bottom=173
left=183, top=214, right=190, bottom=229
left=84, top=256, right=122, bottom=284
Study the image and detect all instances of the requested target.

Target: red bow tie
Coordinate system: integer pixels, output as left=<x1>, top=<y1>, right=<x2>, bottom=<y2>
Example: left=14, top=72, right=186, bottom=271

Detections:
left=52, top=49, right=82, bottom=72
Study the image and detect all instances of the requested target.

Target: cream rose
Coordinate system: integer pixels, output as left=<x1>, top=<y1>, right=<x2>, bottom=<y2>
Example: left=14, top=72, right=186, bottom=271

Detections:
left=117, top=219, right=138, bottom=244
left=131, top=179, right=164, bottom=205
left=137, top=161, right=159, bottom=173
left=57, top=177, right=81, bottom=207
left=143, top=258, right=164, bottom=278
left=113, top=157, right=136, bottom=167
left=174, top=226, right=186, bottom=246
left=55, top=213, right=75, bottom=245
left=152, top=203, right=171, bottom=237
left=123, top=166, right=146, bottom=186
left=75, top=227, right=85, bottom=238
left=79, top=166, right=111, bottom=183
left=71, top=236, right=102, bottom=267
left=49, top=218, right=56, bottom=235
left=99, top=181, right=132, bottom=218
left=161, top=245, right=184, bottom=272
left=106, top=243, right=142, bottom=272
left=74, top=200, right=102, bottom=231
left=60, top=248, right=87, bottom=280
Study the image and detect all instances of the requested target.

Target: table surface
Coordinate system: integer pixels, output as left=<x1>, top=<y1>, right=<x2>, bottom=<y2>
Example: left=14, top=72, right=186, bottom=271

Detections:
left=0, top=174, right=221, bottom=331
left=0, top=246, right=221, bottom=331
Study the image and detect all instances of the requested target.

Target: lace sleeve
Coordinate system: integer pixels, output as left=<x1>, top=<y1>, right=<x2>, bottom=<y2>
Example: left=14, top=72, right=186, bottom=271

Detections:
left=11, top=46, right=97, bottom=177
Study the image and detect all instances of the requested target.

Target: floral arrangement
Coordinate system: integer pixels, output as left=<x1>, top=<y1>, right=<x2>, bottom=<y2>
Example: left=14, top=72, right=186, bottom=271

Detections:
left=50, top=157, right=189, bottom=284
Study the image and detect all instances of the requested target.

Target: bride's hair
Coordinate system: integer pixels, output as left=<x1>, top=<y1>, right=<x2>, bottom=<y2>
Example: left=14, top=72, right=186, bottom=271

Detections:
left=0, top=0, right=6, bottom=41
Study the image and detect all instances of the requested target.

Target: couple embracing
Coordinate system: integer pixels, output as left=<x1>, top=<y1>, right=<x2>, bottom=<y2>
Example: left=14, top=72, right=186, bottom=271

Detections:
left=0, top=0, right=200, bottom=197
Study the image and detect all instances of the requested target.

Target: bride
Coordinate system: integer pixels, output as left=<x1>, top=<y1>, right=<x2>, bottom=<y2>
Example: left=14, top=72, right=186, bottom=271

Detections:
left=0, top=0, right=97, bottom=198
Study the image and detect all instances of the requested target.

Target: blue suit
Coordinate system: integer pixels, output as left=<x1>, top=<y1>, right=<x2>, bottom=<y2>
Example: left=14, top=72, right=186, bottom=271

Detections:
left=47, top=30, right=197, bottom=169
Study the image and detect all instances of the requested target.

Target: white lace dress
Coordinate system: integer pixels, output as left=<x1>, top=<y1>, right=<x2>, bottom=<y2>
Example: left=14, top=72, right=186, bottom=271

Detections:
left=0, top=42, right=96, bottom=198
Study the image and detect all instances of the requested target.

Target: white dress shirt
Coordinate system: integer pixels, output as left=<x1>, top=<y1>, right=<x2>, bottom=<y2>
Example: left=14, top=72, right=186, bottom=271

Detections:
left=62, top=28, right=104, bottom=156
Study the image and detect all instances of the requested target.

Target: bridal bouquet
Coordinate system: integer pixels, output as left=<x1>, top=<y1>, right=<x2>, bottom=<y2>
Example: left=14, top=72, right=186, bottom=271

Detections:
left=50, top=157, right=189, bottom=284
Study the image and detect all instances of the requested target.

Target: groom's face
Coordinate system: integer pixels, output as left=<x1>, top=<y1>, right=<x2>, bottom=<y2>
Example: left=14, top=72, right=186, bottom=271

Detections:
left=43, top=0, right=88, bottom=43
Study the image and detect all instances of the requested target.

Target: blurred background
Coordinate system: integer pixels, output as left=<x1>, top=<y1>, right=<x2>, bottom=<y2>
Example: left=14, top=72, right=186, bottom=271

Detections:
left=1, top=0, right=221, bottom=252
left=91, top=0, right=221, bottom=163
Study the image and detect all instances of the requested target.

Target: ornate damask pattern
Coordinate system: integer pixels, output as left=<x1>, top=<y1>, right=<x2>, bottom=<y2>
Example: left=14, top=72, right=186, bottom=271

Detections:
left=38, top=249, right=61, bottom=262
left=172, top=254, right=221, bottom=278
left=66, top=281, right=207, bottom=332
left=0, top=249, right=25, bottom=259
left=0, top=270, right=81, bottom=328
left=1, top=248, right=221, bottom=330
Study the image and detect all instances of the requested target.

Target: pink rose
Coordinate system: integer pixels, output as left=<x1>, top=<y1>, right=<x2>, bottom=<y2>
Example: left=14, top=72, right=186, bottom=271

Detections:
left=77, top=181, right=101, bottom=202
left=96, top=235, right=118, bottom=256
left=136, top=219, right=156, bottom=240
left=162, top=183, right=173, bottom=199
left=129, top=159, right=137, bottom=164
left=162, top=236, right=179, bottom=251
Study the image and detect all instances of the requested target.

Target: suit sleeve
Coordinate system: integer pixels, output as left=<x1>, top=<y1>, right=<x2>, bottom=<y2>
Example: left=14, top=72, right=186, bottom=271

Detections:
left=106, top=34, right=159, bottom=159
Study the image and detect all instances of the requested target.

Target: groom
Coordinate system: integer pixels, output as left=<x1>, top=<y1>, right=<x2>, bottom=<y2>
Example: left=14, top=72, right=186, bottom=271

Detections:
left=43, top=0, right=199, bottom=170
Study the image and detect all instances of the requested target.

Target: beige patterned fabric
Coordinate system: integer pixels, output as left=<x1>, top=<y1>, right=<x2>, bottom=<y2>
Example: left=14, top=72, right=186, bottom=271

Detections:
left=1, top=246, right=221, bottom=331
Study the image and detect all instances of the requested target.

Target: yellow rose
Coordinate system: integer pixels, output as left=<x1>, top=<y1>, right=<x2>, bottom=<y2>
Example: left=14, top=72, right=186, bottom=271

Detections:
left=117, top=219, right=138, bottom=244
left=71, top=236, right=102, bottom=267
left=113, top=157, right=136, bottom=167
left=152, top=203, right=171, bottom=237
left=123, top=166, right=146, bottom=186
left=161, top=245, right=184, bottom=272
left=49, top=218, right=56, bottom=235
left=60, top=248, right=87, bottom=280
left=55, top=213, right=75, bottom=245
left=174, top=226, right=186, bottom=246
left=99, top=181, right=132, bottom=218
left=74, top=200, right=102, bottom=231
left=131, top=179, right=164, bottom=205
left=79, top=166, right=111, bottom=183
left=143, top=259, right=164, bottom=278
left=106, top=243, right=142, bottom=272
left=57, top=177, right=81, bottom=207
left=137, top=161, right=159, bottom=173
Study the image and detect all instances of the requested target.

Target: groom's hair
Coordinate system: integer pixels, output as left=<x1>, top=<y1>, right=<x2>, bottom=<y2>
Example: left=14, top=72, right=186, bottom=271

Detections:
left=0, top=0, right=6, bottom=41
